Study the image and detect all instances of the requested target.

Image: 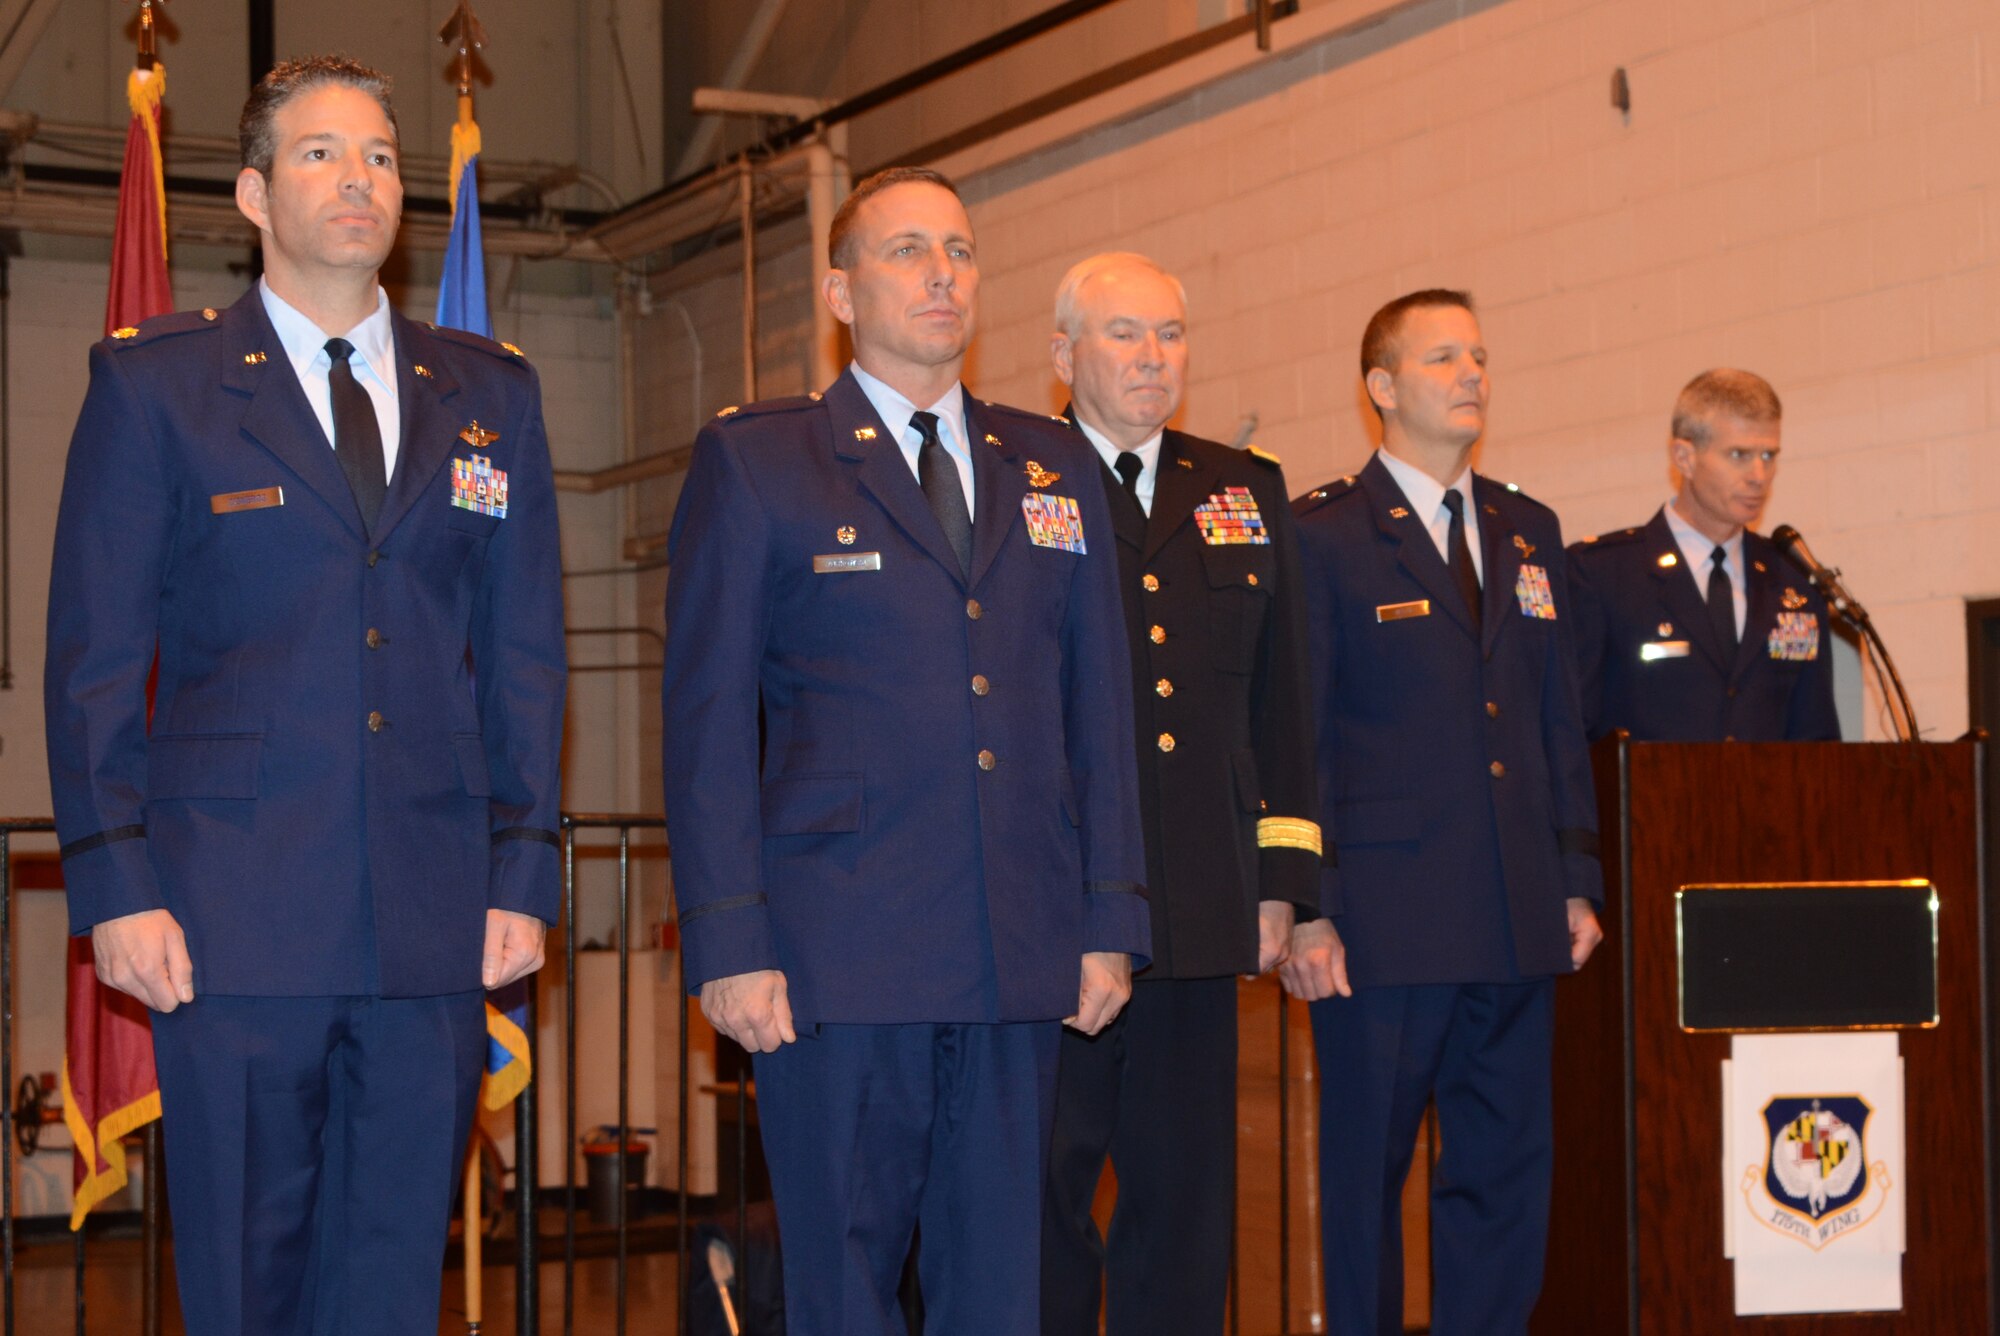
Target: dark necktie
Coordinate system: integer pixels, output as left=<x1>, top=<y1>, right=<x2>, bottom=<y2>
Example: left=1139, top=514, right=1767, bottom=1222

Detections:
left=325, top=337, right=387, bottom=531
left=1113, top=450, right=1146, bottom=521
left=911, top=410, right=972, bottom=577
left=1442, top=490, right=1482, bottom=630
left=1707, top=544, right=1738, bottom=655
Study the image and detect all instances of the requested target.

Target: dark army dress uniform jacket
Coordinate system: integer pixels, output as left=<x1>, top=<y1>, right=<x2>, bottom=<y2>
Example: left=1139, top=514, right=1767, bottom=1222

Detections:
left=1072, top=416, right=1320, bottom=977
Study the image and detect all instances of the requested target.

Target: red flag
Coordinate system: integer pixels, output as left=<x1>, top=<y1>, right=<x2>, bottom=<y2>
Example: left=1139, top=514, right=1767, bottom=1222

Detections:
left=65, top=62, right=172, bottom=1228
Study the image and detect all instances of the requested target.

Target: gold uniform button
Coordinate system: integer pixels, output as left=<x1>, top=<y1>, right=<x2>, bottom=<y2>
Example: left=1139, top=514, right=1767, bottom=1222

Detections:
left=976, top=749, right=996, bottom=771
left=1485, top=701, right=1499, bottom=718
left=367, top=711, right=385, bottom=733
left=1155, top=679, right=1173, bottom=698
left=1157, top=733, right=1176, bottom=753
left=971, top=674, right=990, bottom=696
left=365, top=628, right=383, bottom=650
left=1247, top=573, right=1259, bottom=587
left=1489, top=761, right=1505, bottom=779
left=1142, top=574, right=1160, bottom=592
left=966, top=599, right=983, bottom=620
left=1149, top=624, right=1167, bottom=644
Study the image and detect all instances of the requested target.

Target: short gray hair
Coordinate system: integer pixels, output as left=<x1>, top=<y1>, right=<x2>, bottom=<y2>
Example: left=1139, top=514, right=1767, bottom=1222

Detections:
left=1671, top=369, right=1782, bottom=447
left=1054, top=252, right=1188, bottom=337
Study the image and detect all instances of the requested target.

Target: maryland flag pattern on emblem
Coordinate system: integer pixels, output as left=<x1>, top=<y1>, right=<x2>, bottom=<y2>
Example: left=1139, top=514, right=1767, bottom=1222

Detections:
left=451, top=453, right=509, bottom=518
left=1022, top=492, right=1086, bottom=553
left=1515, top=562, right=1557, bottom=619
left=1768, top=610, right=1820, bottom=661
left=1195, top=486, right=1269, bottom=545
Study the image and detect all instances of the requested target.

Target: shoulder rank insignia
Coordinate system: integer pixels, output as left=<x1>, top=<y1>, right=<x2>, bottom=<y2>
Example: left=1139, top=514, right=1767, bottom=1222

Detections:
left=243, top=351, right=267, bottom=365
left=1024, top=460, right=1059, bottom=488
left=1388, top=506, right=1410, bottom=519
left=451, top=453, right=509, bottom=519
left=1176, top=456, right=1195, bottom=469
left=202, top=308, right=218, bottom=321
left=1196, top=487, right=1270, bottom=545
left=1513, top=533, right=1536, bottom=560
left=985, top=433, right=1000, bottom=446
left=459, top=421, right=500, bottom=449
left=1657, top=552, right=1679, bottom=568
left=1781, top=587, right=1808, bottom=611
left=413, top=364, right=433, bottom=379
left=1247, top=444, right=1281, bottom=466
left=854, top=426, right=877, bottom=441
left=501, top=342, right=525, bottom=357
left=111, top=327, right=139, bottom=340
left=716, top=405, right=740, bottom=417
left=1022, top=493, right=1086, bottom=553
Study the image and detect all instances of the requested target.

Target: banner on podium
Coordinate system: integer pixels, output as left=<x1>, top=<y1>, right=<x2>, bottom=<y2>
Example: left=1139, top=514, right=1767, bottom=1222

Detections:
left=1722, top=1033, right=1904, bottom=1316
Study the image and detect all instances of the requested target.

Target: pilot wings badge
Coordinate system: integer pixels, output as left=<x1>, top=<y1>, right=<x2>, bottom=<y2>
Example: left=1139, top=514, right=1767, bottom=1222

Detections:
left=1024, top=460, right=1060, bottom=488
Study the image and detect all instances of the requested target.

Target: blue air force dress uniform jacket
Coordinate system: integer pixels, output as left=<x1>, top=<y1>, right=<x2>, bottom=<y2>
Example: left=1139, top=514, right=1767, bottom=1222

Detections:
left=45, top=289, right=567, bottom=992
left=1293, top=457, right=1601, bottom=986
left=1041, top=422, right=1320, bottom=1336
left=661, top=369, right=1149, bottom=1023
left=43, top=288, right=566, bottom=1336
left=1293, top=454, right=1603, bottom=1336
left=1568, top=507, right=1840, bottom=742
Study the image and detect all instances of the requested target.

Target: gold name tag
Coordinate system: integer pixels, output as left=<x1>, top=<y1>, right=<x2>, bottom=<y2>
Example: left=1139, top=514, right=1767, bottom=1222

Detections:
left=1376, top=599, right=1430, bottom=623
left=1640, top=640, right=1691, bottom=661
left=813, top=552, right=882, bottom=573
left=210, top=486, right=285, bottom=514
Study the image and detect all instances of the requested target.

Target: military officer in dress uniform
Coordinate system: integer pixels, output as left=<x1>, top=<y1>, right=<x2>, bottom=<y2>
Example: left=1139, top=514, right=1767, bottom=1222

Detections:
left=43, top=59, right=565, bottom=1335
left=1568, top=369, right=1839, bottom=742
left=1038, top=252, right=1320, bottom=1336
left=1282, top=289, right=1604, bottom=1336
left=661, top=168, right=1147, bottom=1336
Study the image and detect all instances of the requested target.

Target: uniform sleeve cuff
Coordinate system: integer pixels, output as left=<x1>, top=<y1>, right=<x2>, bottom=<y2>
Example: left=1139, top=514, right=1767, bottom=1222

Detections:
left=60, top=831, right=164, bottom=934
left=1256, top=816, right=1323, bottom=857
left=679, top=895, right=779, bottom=994
left=489, top=833, right=562, bottom=923
left=1083, top=882, right=1151, bottom=972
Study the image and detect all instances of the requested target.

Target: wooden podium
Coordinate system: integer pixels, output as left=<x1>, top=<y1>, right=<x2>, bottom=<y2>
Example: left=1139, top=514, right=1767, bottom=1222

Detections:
left=1534, top=738, right=1993, bottom=1334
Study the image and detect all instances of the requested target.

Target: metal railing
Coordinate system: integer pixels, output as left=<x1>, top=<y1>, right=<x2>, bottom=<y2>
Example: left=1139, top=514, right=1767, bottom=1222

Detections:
left=2, top=812, right=1312, bottom=1334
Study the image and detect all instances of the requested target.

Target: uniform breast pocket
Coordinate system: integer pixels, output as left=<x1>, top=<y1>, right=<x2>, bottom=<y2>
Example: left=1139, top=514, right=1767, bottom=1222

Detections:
left=1201, top=546, right=1273, bottom=674
left=445, top=509, right=501, bottom=541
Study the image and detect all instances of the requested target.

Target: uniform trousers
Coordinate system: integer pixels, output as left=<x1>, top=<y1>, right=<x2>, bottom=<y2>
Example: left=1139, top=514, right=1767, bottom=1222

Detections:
left=150, top=990, right=487, bottom=1336
left=753, top=1020, right=1060, bottom=1336
left=1310, top=979, right=1555, bottom=1336
left=1041, top=974, right=1237, bottom=1336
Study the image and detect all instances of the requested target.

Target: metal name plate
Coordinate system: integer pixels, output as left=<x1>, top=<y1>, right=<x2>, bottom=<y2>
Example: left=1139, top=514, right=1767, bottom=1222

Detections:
left=1376, top=599, right=1431, bottom=623
left=812, top=552, right=883, bottom=573
left=210, top=486, right=285, bottom=514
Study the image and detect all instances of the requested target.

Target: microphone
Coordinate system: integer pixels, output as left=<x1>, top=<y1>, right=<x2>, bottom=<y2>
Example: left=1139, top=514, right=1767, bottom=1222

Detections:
left=1770, top=524, right=1865, bottom=624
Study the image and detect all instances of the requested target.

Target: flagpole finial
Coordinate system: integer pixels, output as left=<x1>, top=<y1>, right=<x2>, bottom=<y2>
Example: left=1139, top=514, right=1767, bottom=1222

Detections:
left=438, top=1, right=489, bottom=98
left=134, top=0, right=169, bottom=71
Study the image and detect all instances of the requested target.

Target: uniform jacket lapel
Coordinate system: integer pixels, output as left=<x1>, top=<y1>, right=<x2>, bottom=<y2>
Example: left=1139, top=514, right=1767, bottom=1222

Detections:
left=965, top=395, right=1030, bottom=592
left=826, top=368, right=967, bottom=584
left=1059, top=407, right=1145, bottom=552
left=1474, top=479, right=1524, bottom=659
left=1732, top=539, right=1781, bottom=682
left=1144, top=431, right=1220, bottom=564
left=371, top=315, right=464, bottom=543
left=1359, top=453, right=1477, bottom=642
left=1643, top=506, right=1732, bottom=674
left=220, top=288, right=368, bottom=542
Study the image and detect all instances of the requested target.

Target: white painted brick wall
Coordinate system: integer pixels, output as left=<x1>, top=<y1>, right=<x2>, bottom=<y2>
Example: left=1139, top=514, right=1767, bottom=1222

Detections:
left=937, top=0, right=2000, bottom=739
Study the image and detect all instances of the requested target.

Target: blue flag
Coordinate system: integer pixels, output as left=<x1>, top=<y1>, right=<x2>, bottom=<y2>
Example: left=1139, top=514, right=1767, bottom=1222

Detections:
left=438, top=99, right=524, bottom=1109
left=436, top=109, right=491, bottom=338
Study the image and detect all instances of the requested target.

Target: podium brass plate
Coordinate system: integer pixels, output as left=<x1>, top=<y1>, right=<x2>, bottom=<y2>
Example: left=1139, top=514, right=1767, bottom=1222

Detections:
left=1676, top=880, right=1938, bottom=1032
